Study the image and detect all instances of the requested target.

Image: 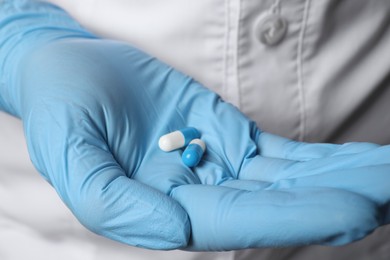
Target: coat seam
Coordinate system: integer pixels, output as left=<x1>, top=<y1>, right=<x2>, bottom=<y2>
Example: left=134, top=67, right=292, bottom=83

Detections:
left=296, top=0, right=311, bottom=141
left=236, top=0, right=243, bottom=109
left=234, top=0, right=241, bottom=109
left=225, top=0, right=241, bottom=109
left=223, top=0, right=230, bottom=101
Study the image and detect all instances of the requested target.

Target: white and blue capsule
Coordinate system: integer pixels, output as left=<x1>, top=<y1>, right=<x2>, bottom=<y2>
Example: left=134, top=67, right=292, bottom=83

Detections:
left=181, top=139, right=206, bottom=167
left=158, top=127, right=201, bottom=152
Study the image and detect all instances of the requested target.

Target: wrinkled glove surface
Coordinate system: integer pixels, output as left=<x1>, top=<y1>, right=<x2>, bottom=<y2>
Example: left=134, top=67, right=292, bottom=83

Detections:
left=0, top=0, right=389, bottom=251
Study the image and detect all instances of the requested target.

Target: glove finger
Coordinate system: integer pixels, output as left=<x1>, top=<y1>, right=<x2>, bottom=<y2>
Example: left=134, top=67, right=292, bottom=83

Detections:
left=219, top=179, right=272, bottom=191
left=257, top=132, right=380, bottom=161
left=181, top=157, right=275, bottom=189
left=267, top=164, right=390, bottom=211
left=239, top=145, right=390, bottom=182
left=171, top=185, right=379, bottom=251
left=237, top=155, right=300, bottom=182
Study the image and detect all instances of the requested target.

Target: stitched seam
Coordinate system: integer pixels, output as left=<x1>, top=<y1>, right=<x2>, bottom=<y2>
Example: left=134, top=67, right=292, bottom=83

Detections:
left=223, top=0, right=230, bottom=100
left=225, top=0, right=241, bottom=108
left=236, top=0, right=243, bottom=109
left=231, top=0, right=241, bottom=109
left=297, top=0, right=311, bottom=141
left=231, top=0, right=239, bottom=108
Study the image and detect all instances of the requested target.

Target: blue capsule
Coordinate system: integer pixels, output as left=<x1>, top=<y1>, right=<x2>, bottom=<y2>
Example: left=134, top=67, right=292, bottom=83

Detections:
left=182, top=139, right=206, bottom=167
left=159, top=127, right=200, bottom=152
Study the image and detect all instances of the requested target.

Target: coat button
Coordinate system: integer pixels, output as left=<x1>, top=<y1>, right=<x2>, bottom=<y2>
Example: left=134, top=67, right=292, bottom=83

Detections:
left=257, top=14, right=288, bottom=46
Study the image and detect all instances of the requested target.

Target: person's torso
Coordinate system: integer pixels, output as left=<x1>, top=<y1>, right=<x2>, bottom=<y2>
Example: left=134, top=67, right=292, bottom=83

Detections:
left=47, top=0, right=390, bottom=144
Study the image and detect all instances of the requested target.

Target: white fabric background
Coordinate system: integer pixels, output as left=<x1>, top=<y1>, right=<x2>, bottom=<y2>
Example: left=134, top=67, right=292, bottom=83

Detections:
left=0, top=111, right=234, bottom=260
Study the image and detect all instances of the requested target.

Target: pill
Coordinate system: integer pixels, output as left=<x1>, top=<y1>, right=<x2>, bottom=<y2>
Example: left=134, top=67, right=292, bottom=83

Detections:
left=181, top=139, right=206, bottom=167
left=159, top=127, right=201, bottom=152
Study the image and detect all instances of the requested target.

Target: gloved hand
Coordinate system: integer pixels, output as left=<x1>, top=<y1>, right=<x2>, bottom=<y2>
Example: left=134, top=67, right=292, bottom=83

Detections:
left=1, top=1, right=389, bottom=251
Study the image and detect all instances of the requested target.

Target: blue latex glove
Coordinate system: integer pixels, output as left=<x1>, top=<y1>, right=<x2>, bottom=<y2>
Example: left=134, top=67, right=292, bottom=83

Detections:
left=1, top=1, right=389, bottom=251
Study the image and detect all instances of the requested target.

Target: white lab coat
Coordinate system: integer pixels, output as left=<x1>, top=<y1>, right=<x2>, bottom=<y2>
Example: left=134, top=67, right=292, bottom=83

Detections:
left=1, top=0, right=390, bottom=259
